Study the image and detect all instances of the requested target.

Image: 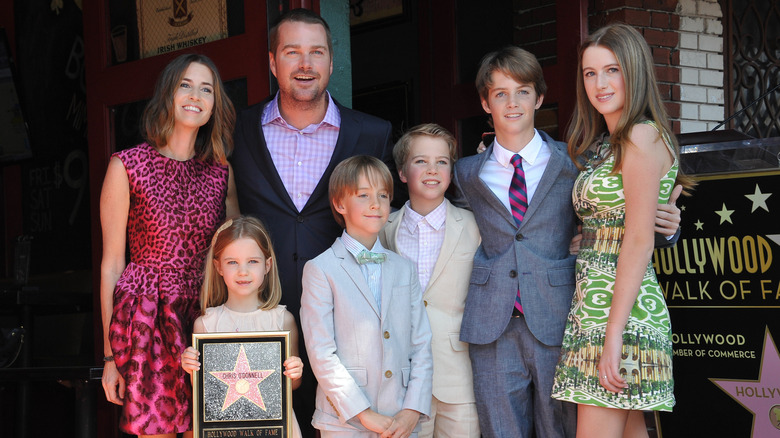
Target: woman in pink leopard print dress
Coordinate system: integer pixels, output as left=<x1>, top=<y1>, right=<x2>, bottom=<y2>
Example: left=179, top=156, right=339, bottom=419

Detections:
left=99, top=54, right=239, bottom=437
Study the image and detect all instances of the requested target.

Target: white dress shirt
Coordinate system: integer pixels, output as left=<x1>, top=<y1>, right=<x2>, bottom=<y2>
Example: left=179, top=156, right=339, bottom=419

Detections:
left=479, top=129, right=551, bottom=214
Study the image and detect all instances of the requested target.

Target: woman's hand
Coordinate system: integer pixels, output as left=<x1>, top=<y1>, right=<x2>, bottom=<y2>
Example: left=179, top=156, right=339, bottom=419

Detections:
left=102, top=360, right=126, bottom=405
left=181, top=346, right=201, bottom=375
left=598, top=330, right=628, bottom=393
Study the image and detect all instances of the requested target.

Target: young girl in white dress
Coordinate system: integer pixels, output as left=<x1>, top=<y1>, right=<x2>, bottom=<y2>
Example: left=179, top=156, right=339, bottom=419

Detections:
left=181, top=216, right=303, bottom=437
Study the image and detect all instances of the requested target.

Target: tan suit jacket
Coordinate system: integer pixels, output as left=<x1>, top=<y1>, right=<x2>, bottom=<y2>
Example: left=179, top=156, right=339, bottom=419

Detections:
left=380, top=199, right=480, bottom=404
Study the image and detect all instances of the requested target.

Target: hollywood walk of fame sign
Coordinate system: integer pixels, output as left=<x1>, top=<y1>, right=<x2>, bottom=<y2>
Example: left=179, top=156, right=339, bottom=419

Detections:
left=652, top=171, right=780, bottom=437
left=193, top=331, right=292, bottom=438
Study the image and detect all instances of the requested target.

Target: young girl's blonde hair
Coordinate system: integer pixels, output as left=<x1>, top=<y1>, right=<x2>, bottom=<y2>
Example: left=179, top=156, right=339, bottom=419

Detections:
left=201, top=216, right=282, bottom=313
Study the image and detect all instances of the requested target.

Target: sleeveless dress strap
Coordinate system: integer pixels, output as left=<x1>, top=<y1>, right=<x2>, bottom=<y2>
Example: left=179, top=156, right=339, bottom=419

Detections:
left=639, top=120, right=676, bottom=158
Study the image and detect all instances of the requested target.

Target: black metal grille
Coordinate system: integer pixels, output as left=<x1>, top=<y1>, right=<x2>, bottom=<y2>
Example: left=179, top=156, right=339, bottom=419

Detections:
left=725, top=0, right=780, bottom=138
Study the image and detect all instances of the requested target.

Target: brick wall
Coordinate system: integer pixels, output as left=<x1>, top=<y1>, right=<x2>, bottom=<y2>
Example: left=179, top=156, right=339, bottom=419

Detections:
left=514, top=0, right=558, bottom=66
left=591, top=0, right=683, bottom=133
left=677, top=0, right=724, bottom=132
left=589, top=0, right=725, bottom=134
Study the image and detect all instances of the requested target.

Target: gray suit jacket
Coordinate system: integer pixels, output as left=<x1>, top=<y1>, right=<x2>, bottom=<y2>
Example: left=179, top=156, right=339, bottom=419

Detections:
left=300, top=238, right=433, bottom=432
left=452, top=130, right=579, bottom=347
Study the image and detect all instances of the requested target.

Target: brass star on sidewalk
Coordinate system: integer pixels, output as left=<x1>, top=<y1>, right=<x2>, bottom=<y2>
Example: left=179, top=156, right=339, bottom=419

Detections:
left=711, top=329, right=780, bottom=437
left=210, top=344, right=275, bottom=412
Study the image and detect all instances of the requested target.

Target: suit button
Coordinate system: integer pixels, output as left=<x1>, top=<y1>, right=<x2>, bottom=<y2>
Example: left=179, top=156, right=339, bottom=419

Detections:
left=515, top=233, right=524, bottom=241
left=383, top=331, right=390, bottom=339
left=385, top=370, right=393, bottom=378
left=423, top=300, right=428, bottom=307
left=297, top=215, right=304, bottom=223
left=509, top=270, right=517, bottom=278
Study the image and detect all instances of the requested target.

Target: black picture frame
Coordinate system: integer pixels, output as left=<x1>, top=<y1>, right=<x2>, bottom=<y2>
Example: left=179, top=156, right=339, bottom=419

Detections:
left=193, top=331, right=292, bottom=438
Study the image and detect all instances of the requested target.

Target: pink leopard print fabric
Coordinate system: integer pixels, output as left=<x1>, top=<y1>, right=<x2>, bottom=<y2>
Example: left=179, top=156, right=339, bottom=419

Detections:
left=108, top=143, right=228, bottom=435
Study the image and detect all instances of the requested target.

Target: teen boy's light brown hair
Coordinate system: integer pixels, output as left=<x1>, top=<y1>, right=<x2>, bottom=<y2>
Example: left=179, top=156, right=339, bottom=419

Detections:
left=393, top=123, right=458, bottom=173
left=475, top=45, right=547, bottom=102
left=328, top=155, right=393, bottom=228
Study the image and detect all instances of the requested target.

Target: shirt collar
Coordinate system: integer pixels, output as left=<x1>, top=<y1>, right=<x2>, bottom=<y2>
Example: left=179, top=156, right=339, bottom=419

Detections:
left=262, top=91, right=341, bottom=131
left=492, top=129, right=543, bottom=168
left=401, top=200, right=447, bottom=233
left=340, top=230, right=386, bottom=259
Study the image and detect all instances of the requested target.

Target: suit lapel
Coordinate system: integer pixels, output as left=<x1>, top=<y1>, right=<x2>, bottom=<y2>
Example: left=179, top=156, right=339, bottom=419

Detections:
left=426, top=200, right=462, bottom=295
left=380, top=257, right=394, bottom=321
left=382, top=208, right=404, bottom=253
left=521, top=139, right=566, bottom=226
left=244, top=101, right=298, bottom=212
left=303, top=101, right=360, bottom=213
left=333, top=240, right=381, bottom=318
left=470, top=145, right=517, bottom=228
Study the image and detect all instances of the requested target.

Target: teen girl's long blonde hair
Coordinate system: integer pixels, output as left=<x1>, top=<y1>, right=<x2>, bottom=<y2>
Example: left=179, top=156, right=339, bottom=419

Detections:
left=567, top=23, right=695, bottom=192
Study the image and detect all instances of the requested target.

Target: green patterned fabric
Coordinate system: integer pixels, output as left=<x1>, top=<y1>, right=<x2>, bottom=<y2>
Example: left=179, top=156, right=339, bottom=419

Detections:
left=551, top=122, right=677, bottom=411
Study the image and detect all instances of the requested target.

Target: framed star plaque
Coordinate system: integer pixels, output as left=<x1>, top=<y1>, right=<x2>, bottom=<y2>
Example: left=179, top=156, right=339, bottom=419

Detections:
left=193, top=331, right=292, bottom=438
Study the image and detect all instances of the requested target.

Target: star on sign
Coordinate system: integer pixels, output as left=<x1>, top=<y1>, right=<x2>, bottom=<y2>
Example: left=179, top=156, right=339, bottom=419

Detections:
left=694, top=220, right=704, bottom=230
left=711, top=329, right=780, bottom=437
left=210, top=344, right=275, bottom=412
left=715, top=204, right=734, bottom=225
left=745, top=184, right=771, bottom=213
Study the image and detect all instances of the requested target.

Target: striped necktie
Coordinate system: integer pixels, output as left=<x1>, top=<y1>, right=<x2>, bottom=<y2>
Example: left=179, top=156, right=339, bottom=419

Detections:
left=509, top=154, right=528, bottom=226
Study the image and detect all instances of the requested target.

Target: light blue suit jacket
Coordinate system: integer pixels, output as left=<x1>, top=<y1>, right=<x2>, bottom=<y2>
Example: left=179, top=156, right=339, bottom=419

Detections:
left=300, top=238, right=433, bottom=432
left=452, top=130, right=579, bottom=347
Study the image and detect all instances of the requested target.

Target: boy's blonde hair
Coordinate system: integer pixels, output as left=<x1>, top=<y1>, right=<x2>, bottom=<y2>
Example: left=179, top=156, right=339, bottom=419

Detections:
left=201, top=216, right=282, bottom=314
left=329, top=155, right=393, bottom=228
left=475, top=46, right=547, bottom=103
left=393, top=123, right=458, bottom=172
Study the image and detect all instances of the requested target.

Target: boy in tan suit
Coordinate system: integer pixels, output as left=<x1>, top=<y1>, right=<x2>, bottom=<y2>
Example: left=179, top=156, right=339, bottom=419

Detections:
left=301, top=156, right=432, bottom=437
left=379, top=124, right=481, bottom=437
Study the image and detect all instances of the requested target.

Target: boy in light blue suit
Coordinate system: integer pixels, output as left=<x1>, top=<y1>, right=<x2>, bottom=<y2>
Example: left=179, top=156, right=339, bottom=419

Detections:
left=301, top=155, right=432, bottom=438
left=379, top=124, right=481, bottom=438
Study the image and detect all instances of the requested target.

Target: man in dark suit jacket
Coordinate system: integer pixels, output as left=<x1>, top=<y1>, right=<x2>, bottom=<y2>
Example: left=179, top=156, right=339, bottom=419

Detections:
left=230, top=9, right=395, bottom=437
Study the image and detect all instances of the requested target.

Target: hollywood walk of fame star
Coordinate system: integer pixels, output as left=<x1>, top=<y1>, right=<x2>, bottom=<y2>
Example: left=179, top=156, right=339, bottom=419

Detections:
left=710, top=328, right=780, bottom=437
left=745, top=184, right=772, bottom=213
left=210, top=344, right=275, bottom=412
left=715, top=203, right=734, bottom=225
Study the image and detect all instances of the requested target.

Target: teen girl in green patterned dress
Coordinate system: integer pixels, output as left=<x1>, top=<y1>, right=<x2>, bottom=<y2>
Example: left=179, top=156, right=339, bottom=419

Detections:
left=551, top=23, right=695, bottom=438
